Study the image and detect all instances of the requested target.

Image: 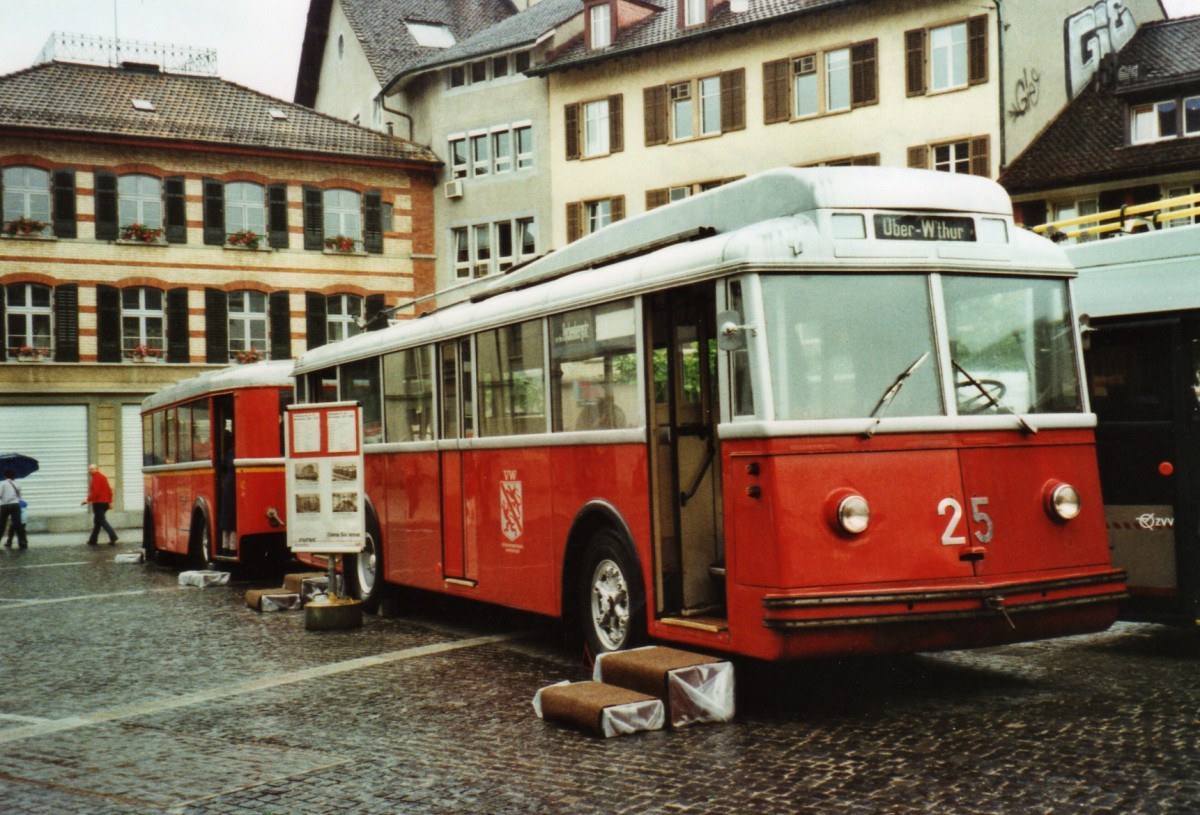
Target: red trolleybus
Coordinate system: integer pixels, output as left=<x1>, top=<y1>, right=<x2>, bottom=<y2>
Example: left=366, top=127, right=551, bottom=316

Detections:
left=1066, top=216, right=1200, bottom=625
left=293, top=168, right=1125, bottom=660
left=141, top=361, right=293, bottom=570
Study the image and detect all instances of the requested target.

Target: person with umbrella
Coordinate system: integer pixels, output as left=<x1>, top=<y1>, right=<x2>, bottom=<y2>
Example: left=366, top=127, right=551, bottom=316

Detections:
left=1, top=469, right=28, bottom=549
left=82, top=463, right=119, bottom=546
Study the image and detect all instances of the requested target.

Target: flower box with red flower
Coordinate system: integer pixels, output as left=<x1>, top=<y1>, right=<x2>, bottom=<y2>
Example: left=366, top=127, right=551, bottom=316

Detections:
left=235, top=347, right=264, bottom=364
left=15, top=345, right=49, bottom=362
left=119, top=223, right=165, bottom=244
left=3, top=217, right=49, bottom=238
left=323, top=235, right=359, bottom=254
left=127, top=344, right=163, bottom=362
left=227, top=229, right=262, bottom=250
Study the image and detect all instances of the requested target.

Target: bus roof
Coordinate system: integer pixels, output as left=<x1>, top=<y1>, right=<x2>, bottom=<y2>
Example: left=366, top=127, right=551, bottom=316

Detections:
left=140, top=360, right=295, bottom=413
left=295, top=167, right=1069, bottom=375
left=1067, top=223, right=1200, bottom=320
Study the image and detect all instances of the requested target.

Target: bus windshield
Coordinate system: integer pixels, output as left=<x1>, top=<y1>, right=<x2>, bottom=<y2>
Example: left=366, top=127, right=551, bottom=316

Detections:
left=761, top=274, right=1082, bottom=421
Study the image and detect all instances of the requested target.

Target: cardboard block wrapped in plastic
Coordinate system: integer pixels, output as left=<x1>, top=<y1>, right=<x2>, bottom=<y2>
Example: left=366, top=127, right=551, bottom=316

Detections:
left=245, top=589, right=301, bottom=611
left=283, top=572, right=327, bottom=595
left=178, top=570, right=230, bottom=588
left=114, top=552, right=144, bottom=564
left=533, top=680, right=665, bottom=738
left=594, top=646, right=735, bottom=727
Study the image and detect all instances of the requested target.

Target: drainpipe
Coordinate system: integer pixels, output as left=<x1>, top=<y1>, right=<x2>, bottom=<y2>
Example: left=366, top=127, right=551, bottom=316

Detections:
left=991, top=0, right=1007, bottom=172
left=380, top=92, right=415, bottom=142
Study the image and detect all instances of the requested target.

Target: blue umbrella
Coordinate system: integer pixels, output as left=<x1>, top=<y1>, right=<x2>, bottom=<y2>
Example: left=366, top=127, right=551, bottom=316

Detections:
left=0, top=453, right=39, bottom=479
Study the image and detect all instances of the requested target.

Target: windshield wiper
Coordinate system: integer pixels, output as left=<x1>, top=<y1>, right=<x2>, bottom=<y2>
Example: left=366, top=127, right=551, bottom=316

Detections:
left=952, top=359, right=1037, bottom=434
left=863, top=352, right=930, bottom=438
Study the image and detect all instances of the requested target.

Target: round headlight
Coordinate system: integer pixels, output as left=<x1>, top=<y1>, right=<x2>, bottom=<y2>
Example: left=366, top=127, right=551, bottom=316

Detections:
left=1046, top=482, right=1081, bottom=521
left=837, top=494, right=871, bottom=535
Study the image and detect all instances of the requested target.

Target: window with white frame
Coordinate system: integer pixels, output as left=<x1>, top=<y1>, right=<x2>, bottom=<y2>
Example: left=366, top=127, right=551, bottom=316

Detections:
left=323, top=188, right=362, bottom=241
left=224, top=181, right=266, bottom=237
left=699, top=76, right=721, bottom=135
left=1164, top=185, right=1197, bottom=229
left=683, top=0, right=706, bottom=26
left=516, top=125, right=533, bottom=169
left=590, top=4, right=612, bottom=49
left=825, top=48, right=851, bottom=112
left=1186, top=96, right=1200, bottom=135
left=327, top=294, right=364, bottom=343
left=449, top=124, right=532, bottom=179
left=1132, top=100, right=1178, bottom=143
left=670, top=83, right=693, bottom=141
left=584, top=99, right=610, bottom=157
left=930, top=22, right=968, bottom=91
left=5, top=283, right=52, bottom=355
left=1053, top=199, right=1100, bottom=242
left=121, top=287, right=165, bottom=357
left=471, top=132, right=490, bottom=177
left=118, top=174, right=163, bottom=228
left=228, top=290, right=268, bottom=359
left=493, top=129, right=513, bottom=174
left=587, top=199, right=612, bottom=233
left=450, top=137, right=469, bottom=178
left=2, top=166, right=51, bottom=228
left=933, top=140, right=971, bottom=173
left=667, top=76, right=722, bottom=141
left=451, top=218, right=537, bottom=279
left=793, top=55, right=818, bottom=117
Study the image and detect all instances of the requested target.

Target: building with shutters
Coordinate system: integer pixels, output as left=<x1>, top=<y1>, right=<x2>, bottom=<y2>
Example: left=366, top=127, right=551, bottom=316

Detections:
left=530, top=0, right=1166, bottom=247
left=0, top=51, right=439, bottom=530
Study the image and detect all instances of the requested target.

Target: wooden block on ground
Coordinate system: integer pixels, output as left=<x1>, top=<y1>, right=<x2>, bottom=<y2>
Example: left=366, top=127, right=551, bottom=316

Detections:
left=536, top=681, right=664, bottom=738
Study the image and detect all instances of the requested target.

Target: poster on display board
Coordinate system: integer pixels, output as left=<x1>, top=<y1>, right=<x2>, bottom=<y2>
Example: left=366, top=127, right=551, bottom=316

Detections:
left=285, top=401, right=365, bottom=554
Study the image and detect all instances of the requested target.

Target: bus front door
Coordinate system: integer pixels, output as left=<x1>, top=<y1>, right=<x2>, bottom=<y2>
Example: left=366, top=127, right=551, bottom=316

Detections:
left=438, top=338, right=477, bottom=585
left=212, top=395, right=235, bottom=558
left=647, top=285, right=725, bottom=619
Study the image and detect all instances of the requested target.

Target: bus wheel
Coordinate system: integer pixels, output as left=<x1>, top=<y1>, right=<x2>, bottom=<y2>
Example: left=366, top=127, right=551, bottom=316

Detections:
left=346, top=518, right=383, bottom=612
left=189, top=516, right=215, bottom=571
left=580, top=530, right=644, bottom=655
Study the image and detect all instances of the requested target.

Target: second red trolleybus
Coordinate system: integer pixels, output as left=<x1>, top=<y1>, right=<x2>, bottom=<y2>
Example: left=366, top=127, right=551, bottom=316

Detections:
left=293, top=167, right=1125, bottom=660
left=141, top=361, right=293, bottom=570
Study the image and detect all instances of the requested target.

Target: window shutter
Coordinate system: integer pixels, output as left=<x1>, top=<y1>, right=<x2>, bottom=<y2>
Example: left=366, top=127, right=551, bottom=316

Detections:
left=268, top=183, right=289, bottom=249
left=52, top=169, right=77, bottom=239
left=566, top=202, right=583, bottom=244
left=851, top=41, right=878, bottom=107
left=646, top=188, right=670, bottom=210
left=54, top=284, right=79, bottom=362
left=202, top=179, right=225, bottom=245
left=762, top=59, right=791, bottom=124
left=907, top=145, right=929, bottom=169
left=970, top=136, right=991, bottom=177
left=644, top=85, right=668, bottom=146
left=305, top=291, right=328, bottom=349
left=565, top=103, right=580, bottom=161
left=0, top=286, right=6, bottom=362
left=365, top=294, right=386, bottom=330
left=720, top=68, right=746, bottom=132
left=95, top=284, right=122, bottom=363
left=269, top=291, right=292, bottom=361
left=852, top=154, right=880, bottom=166
left=968, top=15, right=988, bottom=85
left=204, top=288, right=228, bottom=363
left=905, top=29, right=927, bottom=97
left=303, top=186, right=324, bottom=250
left=363, top=190, right=384, bottom=254
left=93, top=169, right=118, bottom=241
left=166, top=287, right=190, bottom=363
left=164, top=176, right=187, bottom=244
left=608, top=94, right=624, bottom=153
left=610, top=195, right=625, bottom=224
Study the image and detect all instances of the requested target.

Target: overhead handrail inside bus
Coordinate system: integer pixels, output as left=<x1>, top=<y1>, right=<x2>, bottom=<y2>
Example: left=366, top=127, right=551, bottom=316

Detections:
left=1031, top=191, right=1200, bottom=242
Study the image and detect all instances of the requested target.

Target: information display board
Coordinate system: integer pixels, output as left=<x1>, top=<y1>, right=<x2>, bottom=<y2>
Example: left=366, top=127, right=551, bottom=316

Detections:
left=285, top=401, right=365, bottom=554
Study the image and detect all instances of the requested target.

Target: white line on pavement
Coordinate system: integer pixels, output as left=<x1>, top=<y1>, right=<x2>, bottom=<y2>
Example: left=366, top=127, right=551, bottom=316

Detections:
left=0, top=560, right=92, bottom=571
left=0, top=712, right=52, bottom=724
left=0, top=588, right=178, bottom=608
left=0, top=631, right=526, bottom=745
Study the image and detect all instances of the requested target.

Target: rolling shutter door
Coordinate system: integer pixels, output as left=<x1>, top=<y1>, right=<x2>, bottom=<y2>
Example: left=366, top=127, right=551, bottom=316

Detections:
left=0, top=405, right=88, bottom=517
left=121, top=405, right=144, bottom=513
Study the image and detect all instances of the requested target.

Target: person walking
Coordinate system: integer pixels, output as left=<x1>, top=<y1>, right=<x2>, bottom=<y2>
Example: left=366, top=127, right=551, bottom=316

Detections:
left=0, top=470, right=28, bottom=549
left=82, top=464, right=119, bottom=546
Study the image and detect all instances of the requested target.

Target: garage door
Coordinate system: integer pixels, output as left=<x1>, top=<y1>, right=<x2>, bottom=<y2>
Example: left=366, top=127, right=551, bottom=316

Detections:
left=0, top=405, right=89, bottom=517
left=121, top=404, right=146, bottom=513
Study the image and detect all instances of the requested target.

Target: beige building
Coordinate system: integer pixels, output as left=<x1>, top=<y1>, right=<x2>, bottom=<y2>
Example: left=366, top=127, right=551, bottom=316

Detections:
left=0, top=54, right=439, bottom=531
left=533, top=0, right=1166, bottom=246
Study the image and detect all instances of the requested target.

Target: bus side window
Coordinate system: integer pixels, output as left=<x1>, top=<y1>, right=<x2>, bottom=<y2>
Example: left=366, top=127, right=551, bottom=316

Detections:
left=549, top=300, right=637, bottom=432
left=151, top=411, right=165, bottom=465
left=177, top=404, right=193, bottom=464
left=478, top=319, right=546, bottom=437
left=164, top=408, right=178, bottom=465
left=384, top=346, right=434, bottom=442
left=193, top=400, right=211, bottom=462
left=340, top=358, right=383, bottom=443
left=727, top=281, right=754, bottom=417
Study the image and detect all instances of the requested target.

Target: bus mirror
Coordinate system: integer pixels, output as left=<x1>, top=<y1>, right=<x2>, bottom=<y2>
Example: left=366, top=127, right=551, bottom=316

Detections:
left=717, top=310, right=749, bottom=351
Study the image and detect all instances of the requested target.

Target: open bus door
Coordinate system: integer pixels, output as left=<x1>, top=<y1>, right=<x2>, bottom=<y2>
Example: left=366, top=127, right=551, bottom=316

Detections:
left=212, top=394, right=235, bottom=558
left=647, top=284, right=726, bottom=624
left=1086, top=316, right=1200, bottom=622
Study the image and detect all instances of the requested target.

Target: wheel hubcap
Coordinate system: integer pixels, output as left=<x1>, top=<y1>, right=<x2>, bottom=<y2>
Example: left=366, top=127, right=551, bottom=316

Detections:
left=356, top=534, right=377, bottom=595
left=590, top=558, right=629, bottom=651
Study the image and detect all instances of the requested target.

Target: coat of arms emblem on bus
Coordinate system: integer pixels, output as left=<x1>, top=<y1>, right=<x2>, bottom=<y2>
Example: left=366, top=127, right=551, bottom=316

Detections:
left=500, top=475, right=523, bottom=542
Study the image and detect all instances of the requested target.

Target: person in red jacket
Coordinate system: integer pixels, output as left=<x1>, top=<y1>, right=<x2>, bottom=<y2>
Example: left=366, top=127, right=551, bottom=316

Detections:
left=82, top=464, right=118, bottom=546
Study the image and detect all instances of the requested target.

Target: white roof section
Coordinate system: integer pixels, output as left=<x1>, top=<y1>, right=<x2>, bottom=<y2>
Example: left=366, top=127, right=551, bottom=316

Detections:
left=141, top=361, right=295, bottom=413
left=295, top=167, right=1071, bottom=375
left=1068, top=224, right=1200, bottom=320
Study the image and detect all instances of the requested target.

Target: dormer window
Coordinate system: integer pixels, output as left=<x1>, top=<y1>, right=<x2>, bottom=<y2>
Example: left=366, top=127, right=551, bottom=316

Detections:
left=682, top=0, right=708, bottom=27
left=131, top=98, right=155, bottom=112
left=589, top=3, right=612, bottom=50
left=1131, top=95, right=1200, bottom=144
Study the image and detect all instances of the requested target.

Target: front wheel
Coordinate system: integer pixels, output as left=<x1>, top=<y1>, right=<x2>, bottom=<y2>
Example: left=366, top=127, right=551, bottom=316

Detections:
left=579, top=529, right=645, bottom=656
left=346, top=516, right=383, bottom=612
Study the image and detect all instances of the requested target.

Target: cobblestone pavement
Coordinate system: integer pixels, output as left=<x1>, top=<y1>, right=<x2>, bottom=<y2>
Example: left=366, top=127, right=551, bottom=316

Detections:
left=1, top=532, right=1198, bottom=814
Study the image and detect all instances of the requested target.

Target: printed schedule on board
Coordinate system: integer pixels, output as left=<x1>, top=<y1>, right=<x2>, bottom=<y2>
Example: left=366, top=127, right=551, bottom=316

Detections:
left=284, top=402, right=365, bottom=554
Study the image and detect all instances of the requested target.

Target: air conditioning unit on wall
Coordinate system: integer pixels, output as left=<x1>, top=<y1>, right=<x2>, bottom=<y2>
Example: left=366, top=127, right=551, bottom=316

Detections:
left=445, top=179, right=463, bottom=199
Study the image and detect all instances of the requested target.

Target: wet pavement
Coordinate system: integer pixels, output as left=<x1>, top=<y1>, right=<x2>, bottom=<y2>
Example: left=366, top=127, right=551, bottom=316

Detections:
left=1, top=531, right=1198, bottom=814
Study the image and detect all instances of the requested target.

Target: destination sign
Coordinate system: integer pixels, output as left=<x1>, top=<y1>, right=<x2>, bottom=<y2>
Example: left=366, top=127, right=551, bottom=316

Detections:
left=874, top=214, right=976, bottom=242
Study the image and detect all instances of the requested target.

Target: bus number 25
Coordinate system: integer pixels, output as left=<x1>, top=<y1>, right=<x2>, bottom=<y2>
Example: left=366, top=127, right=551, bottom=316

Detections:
left=938, top=497, right=994, bottom=545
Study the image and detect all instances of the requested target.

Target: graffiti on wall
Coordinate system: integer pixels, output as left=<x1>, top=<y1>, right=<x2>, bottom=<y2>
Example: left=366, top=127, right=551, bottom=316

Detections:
left=1009, top=67, right=1041, bottom=120
left=1065, top=0, right=1137, bottom=97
